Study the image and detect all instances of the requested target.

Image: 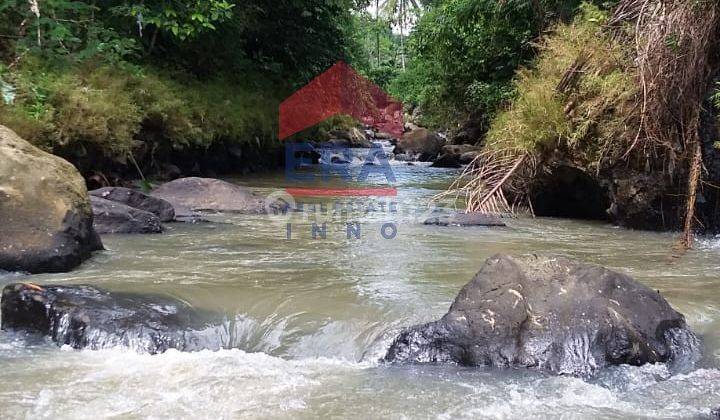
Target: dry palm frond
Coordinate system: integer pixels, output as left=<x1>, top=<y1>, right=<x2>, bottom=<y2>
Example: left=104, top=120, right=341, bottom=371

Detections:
left=433, top=147, right=537, bottom=215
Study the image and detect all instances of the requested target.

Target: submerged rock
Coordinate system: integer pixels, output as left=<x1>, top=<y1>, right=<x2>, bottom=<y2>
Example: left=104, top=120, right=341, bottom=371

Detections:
left=0, top=125, right=103, bottom=273
left=384, top=254, right=701, bottom=376
left=424, top=212, right=506, bottom=227
left=151, top=177, right=272, bottom=214
left=1, top=283, right=222, bottom=354
left=90, top=187, right=175, bottom=222
left=90, top=196, right=163, bottom=234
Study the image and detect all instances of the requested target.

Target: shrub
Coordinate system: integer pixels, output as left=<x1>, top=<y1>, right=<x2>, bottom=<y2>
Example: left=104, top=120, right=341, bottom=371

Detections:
left=0, top=58, right=282, bottom=161
left=485, top=3, right=636, bottom=162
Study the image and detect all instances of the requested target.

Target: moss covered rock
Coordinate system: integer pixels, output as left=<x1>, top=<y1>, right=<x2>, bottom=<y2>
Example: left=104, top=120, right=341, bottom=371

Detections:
left=0, top=125, right=103, bottom=273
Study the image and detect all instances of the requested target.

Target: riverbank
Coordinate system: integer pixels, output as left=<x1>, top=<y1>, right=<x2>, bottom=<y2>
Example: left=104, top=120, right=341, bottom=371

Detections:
left=1, top=60, right=286, bottom=185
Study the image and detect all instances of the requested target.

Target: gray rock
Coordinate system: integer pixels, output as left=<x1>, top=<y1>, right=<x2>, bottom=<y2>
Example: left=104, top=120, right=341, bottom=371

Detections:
left=151, top=177, right=275, bottom=214
left=459, top=151, right=480, bottom=165
left=384, top=254, right=701, bottom=376
left=91, top=196, right=163, bottom=234
left=159, top=163, right=182, bottom=181
left=0, top=125, right=103, bottom=273
left=90, top=187, right=175, bottom=222
left=424, top=213, right=506, bottom=227
left=374, top=131, right=394, bottom=140
left=1, top=283, right=222, bottom=354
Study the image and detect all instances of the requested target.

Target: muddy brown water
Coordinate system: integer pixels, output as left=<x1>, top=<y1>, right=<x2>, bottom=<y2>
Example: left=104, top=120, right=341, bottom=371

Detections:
left=1, top=162, right=719, bottom=418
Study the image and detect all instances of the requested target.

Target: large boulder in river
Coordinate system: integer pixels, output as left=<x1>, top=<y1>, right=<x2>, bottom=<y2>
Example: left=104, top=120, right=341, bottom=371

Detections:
left=384, top=254, right=700, bottom=376
left=90, top=196, right=163, bottom=234
left=0, top=125, right=103, bottom=273
left=1, top=283, right=222, bottom=354
left=151, top=177, right=270, bottom=214
left=90, top=187, right=175, bottom=222
left=394, top=128, right=445, bottom=161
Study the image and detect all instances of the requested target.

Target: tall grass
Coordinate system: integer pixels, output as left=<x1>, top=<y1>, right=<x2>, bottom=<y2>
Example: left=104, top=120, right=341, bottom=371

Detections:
left=0, top=58, right=281, bottom=161
left=485, top=3, right=636, bottom=164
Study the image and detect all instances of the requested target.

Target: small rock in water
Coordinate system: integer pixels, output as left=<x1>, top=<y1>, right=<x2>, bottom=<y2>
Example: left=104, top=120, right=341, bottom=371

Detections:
left=384, top=254, right=701, bottom=376
left=424, top=212, right=506, bottom=227
left=90, top=196, right=163, bottom=234
left=0, top=283, right=222, bottom=354
left=90, top=187, right=175, bottom=222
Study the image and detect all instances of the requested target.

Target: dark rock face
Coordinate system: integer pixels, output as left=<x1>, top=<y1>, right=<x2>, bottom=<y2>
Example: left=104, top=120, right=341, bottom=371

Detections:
left=452, top=111, right=487, bottom=145
left=1, top=283, right=222, bottom=354
left=424, top=213, right=506, bottom=227
left=384, top=254, right=700, bottom=376
left=459, top=151, right=480, bottom=165
left=159, top=163, right=183, bottom=181
left=0, top=125, right=103, bottom=273
left=151, top=177, right=273, bottom=214
left=90, top=196, right=163, bottom=234
left=90, top=187, right=175, bottom=222
left=431, top=153, right=462, bottom=168
left=394, top=128, right=445, bottom=162
left=600, top=169, right=676, bottom=230
left=431, top=145, right=480, bottom=168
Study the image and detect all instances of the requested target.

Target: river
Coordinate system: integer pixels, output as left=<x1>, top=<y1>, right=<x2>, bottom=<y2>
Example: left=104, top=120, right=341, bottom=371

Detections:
left=1, top=161, right=719, bottom=418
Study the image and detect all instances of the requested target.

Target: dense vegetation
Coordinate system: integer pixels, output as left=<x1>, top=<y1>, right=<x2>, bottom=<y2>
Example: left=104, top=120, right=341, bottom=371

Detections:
left=380, top=0, right=618, bottom=133
left=0, top=0, right=369, bottom=177
left=0, top=1, right=621, bottom=167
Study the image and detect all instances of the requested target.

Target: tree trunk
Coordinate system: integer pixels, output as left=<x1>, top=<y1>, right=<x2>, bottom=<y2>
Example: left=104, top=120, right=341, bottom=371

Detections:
left=399, top=0, right=406, bottom=71
left=681, top=133, right=703, bottom=249
left=376, top=0, right=381, bottom=67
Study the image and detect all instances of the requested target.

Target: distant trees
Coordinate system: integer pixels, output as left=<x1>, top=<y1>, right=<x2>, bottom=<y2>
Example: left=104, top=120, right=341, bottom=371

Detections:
left=379, top=0, right=423, bottom=70
left=385, top=0, right=617, bottom=128
left=0, top=0, right=366, bottom=84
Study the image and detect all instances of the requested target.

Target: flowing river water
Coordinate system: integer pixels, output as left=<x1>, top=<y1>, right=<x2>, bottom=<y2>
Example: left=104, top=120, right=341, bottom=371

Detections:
left=1, top=160, right=720, bottom=418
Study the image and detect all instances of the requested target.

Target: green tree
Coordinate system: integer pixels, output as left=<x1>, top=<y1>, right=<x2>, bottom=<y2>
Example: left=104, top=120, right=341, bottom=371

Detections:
left=380, top=0, right=422, bottom=70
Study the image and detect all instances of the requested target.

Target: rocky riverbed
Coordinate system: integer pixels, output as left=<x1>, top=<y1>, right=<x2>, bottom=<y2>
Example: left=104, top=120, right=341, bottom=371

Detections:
left=1, top=125, right=720, bottom=417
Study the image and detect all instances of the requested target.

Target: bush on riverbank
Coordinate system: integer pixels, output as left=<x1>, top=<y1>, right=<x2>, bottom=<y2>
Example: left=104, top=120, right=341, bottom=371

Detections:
left=0, top=0, right=369, bottom=179
left=385, top=0, right=619, bottom=134
left=485, top=3, right=636, bottom=162
left=0, top=59, right=279, bottom=162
